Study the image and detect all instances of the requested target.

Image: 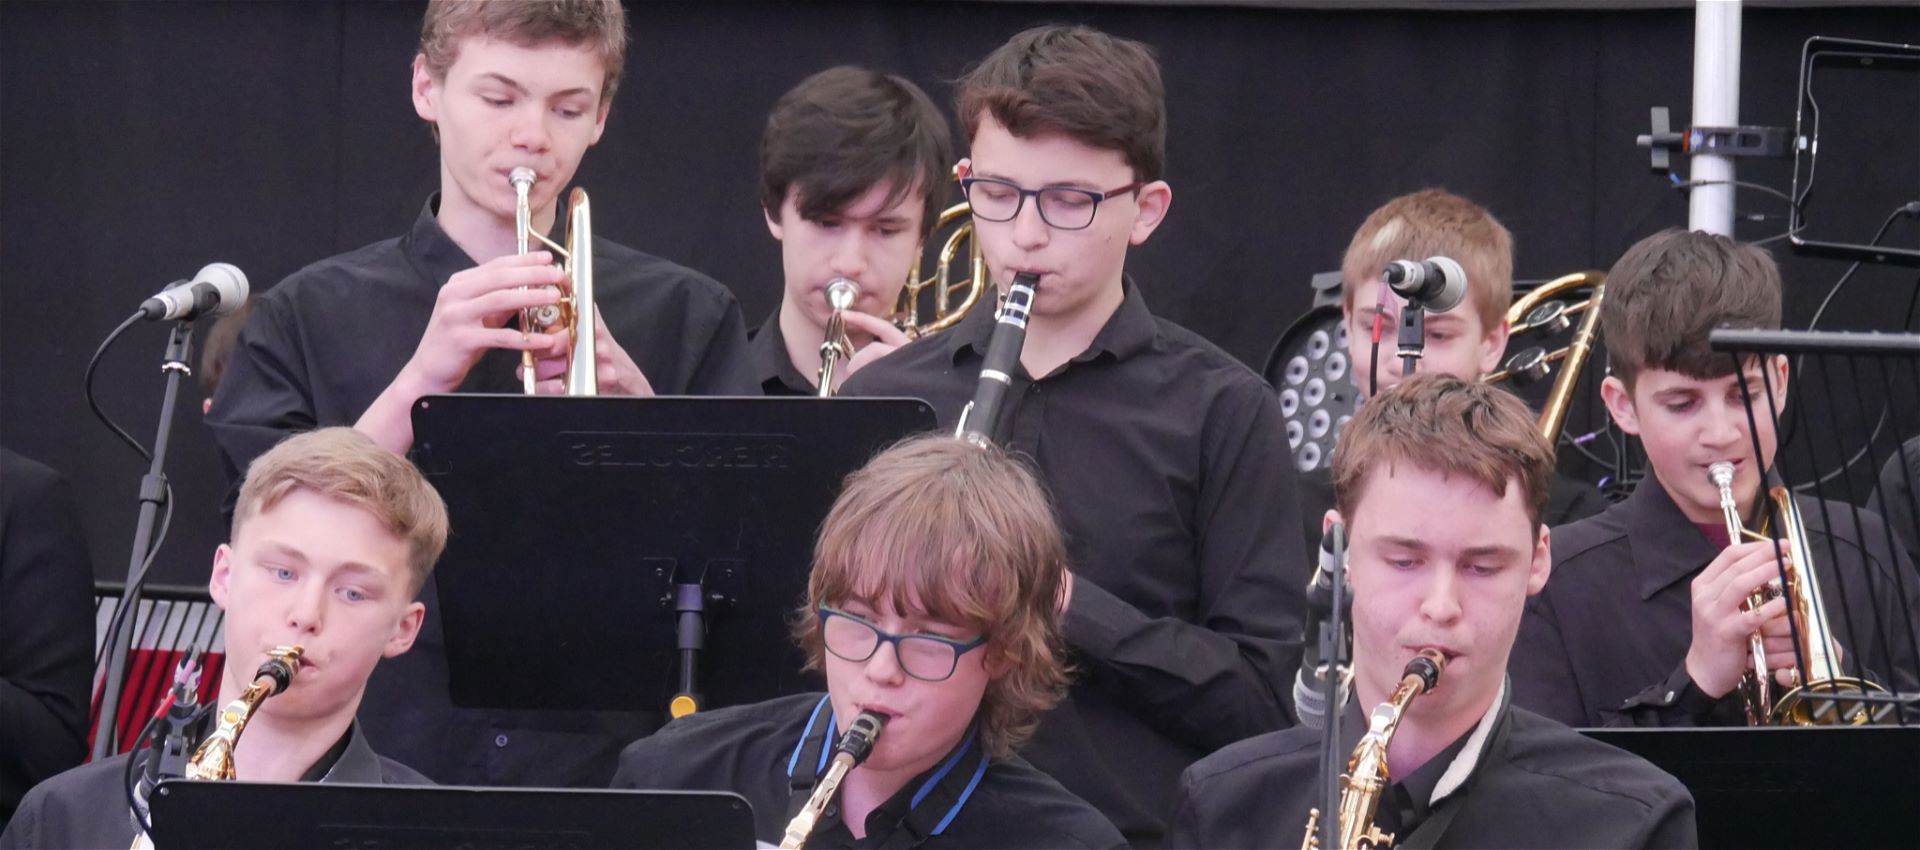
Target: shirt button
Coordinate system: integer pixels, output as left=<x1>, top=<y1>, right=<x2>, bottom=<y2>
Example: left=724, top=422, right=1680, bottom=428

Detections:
left=494, top=734, right=510, bottom=748
left=1664, top=690, right=1677, bottom=704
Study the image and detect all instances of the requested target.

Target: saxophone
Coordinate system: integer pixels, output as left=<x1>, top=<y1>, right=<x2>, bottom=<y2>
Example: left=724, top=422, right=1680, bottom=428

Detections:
left=779, top=711, right=886, bottom=849
left=130, top=646, right=303, bottom=849
left=1302, top=648, right=1446, bottom=850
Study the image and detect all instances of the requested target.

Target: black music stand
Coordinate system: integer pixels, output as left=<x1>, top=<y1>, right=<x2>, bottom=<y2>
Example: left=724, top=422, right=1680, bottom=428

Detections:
left=147, top=780, right=754, bottom=849
left=1583, top=726, right=1920, bottom=849
left=410, top=395, right=937, bottom=717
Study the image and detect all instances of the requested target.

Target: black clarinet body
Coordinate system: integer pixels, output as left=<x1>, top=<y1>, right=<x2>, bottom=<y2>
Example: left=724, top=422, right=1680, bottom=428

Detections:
left=955, top=272, right=1039, bottom=447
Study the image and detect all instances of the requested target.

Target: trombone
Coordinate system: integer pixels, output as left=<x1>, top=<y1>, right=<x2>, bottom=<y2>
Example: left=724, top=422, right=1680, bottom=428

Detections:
left=509, top=167, right=597, bottom=396
left=1482, top=271, right=1605, bottom=443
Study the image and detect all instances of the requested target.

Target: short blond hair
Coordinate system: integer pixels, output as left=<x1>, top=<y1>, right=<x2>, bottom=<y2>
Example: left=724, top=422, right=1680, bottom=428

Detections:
left=232, top=428, right=449, bottom=593
left=1341, top=188, right=1514, bottom=334
left=794, top=435, right=1068, bottom=759
left=419, top=0, right=628, bottom=105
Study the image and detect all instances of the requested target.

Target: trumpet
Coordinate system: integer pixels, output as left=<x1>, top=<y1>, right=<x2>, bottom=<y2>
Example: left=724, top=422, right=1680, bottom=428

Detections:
left=509, top=167, right=597, bottom=396
left=130, top=646, right=303, bottom=849
left=780, top=711, right=886, bottom=849
left=1302, top=649, right=1445, bottom=850
left=1709, top=461, right=1888, bottom=725
left=816, top=279, right=858, bottom=397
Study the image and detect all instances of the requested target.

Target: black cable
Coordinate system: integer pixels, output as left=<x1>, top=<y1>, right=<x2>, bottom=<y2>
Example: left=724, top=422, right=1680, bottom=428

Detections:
left=1792, top=259, right=1920, bottom=493
left=1806, top=206, right=1914, bottom=333
left=1667, top=176, right=1799, bottom=247
left=123, top=711, right=159, bottom=837
left=93, top=482, right=174, bottom=671
left=86, top=312, right=153, bottom=462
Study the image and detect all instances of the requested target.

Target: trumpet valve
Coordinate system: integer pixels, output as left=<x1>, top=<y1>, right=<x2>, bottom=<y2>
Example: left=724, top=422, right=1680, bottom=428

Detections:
left=1502, top=347, right=1554, bottom=386
left=1520, top=300, right=1573, bottom=335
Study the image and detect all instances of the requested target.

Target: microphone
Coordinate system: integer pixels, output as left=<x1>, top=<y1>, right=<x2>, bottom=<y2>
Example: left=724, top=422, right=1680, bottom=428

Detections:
left=1382, top=257, right=1466, bottom=313
left=133, top=649, right=203, bottom=823
left=1293, top=524, right=1352, bottom=730
left=139, top=263, right=249, bottom=321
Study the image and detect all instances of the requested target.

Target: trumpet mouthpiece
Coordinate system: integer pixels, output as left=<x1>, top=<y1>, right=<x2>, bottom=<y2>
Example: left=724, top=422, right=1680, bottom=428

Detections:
left=509, top=167, right=536, bottom=189
left=827, top=278, right=858, bottom=310
left=1708, top=461, right=1737, bottom=488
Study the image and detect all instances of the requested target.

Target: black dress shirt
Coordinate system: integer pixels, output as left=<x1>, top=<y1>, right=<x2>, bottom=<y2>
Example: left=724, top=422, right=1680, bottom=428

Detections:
left=1870, top=438, right=1920, bottom=569
left=0, top=450, right=93, bottom=833
left=206, top=195, right=756, bottom=510
left=1295, top=463, right=1611, bottom=563
left=612, top=693, right=1126, bottom=849
left=840, top=284, right=1306, bottom=846
left=1168, top=685, right=1698, bottom=850
left=1511, top=477, right=1920, bottom=727
left=0, top=720, right=426, bottom=849
left=750, top=314, right=819, bottom=396
left=204, top=197, right=754, bottom=789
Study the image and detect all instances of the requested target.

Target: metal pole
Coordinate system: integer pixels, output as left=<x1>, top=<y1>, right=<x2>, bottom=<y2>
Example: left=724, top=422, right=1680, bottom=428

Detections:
left=1689, top=0, right=1742, bottom=236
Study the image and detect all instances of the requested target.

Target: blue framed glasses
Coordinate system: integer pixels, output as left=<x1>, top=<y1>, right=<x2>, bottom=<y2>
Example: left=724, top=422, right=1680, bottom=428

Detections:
left=817, top=605, right=987, bottom=683
left=960, top=177, right=1144, bottom=230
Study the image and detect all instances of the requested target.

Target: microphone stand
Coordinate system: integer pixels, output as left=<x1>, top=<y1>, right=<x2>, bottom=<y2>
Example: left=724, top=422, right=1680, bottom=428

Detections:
left=1316, top=524, right=1350, bottom=850
left=92, top=319, right=196, bottom=760
left=1396, top=301, right=1427, bottom=378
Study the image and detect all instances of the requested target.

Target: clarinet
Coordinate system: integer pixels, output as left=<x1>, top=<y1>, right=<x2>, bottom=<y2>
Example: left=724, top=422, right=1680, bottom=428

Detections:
left=954, top=272, right=1039, bottom=447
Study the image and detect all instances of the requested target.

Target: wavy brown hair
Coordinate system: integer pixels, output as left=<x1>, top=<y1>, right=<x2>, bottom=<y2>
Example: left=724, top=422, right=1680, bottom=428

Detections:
left=793, top=434, right=1069, bottom=759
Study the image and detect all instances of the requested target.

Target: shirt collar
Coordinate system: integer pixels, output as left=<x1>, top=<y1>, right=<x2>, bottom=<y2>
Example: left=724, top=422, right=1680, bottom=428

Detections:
left=1333, top=677, right=1509, bottom=814
left=317, top=720, right=391, bottom=784
left=749, top=313, right=819, bottom=395
left=402, top=193, right=570, bottom=292
left=943, top=278, right=1158, bottom=369
left=1625, top=474, right=1736, bottom=601
left=401, top=194, right=480, bottom=292
left=785, top=695, right=990, bottom=842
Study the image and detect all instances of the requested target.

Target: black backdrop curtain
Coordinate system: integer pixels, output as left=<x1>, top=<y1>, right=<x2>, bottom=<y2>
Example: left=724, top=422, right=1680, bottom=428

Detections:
left=2, top=1, right=1915, bottom=584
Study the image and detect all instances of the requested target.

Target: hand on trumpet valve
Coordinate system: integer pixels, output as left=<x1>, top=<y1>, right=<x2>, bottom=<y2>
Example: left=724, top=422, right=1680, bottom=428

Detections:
left=830, top=311, right=913, bottom=393
left=516, top=309, right=655, bottom=396
left=1685, top=538, right=1794, bottom=698
left=404, top=251, right=565, bottom=394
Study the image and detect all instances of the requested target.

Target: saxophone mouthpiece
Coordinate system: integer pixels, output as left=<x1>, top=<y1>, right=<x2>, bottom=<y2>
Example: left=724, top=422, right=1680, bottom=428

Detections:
left=1406, top=648, right=1446, bottom=691
left=838, top=711, right=888, bottom=765
left=255, top=645, right=304, bottom=695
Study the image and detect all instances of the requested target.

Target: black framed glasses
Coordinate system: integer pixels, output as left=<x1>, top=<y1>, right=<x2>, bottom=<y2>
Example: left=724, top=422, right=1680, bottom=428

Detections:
left=816, top=605, right=987, bottom=683
left=960, top=177, right=1145, bottom=231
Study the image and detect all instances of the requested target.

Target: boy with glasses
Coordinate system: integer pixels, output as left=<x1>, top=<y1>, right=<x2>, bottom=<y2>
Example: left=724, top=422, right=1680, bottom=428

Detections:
left=612, top=435, right=1124, bottom=849
left=840, top=26, right=1304, bottom=845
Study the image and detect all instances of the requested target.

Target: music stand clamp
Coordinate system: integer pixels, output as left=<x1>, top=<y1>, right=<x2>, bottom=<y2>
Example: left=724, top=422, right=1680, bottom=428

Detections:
left=411, top=395, right=937, bottom=719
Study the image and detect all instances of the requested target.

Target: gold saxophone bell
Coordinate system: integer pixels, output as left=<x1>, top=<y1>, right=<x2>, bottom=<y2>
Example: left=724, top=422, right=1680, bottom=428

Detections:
left=1482, top=271, right=1606, bottom=444
left=1708, top=461, right=1890, bottom=725
left=816, top=278, right=859, bottom=397
left=510, top=167, right=597, bottom=396
left=1302, top=649, right=1445, bottom=850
